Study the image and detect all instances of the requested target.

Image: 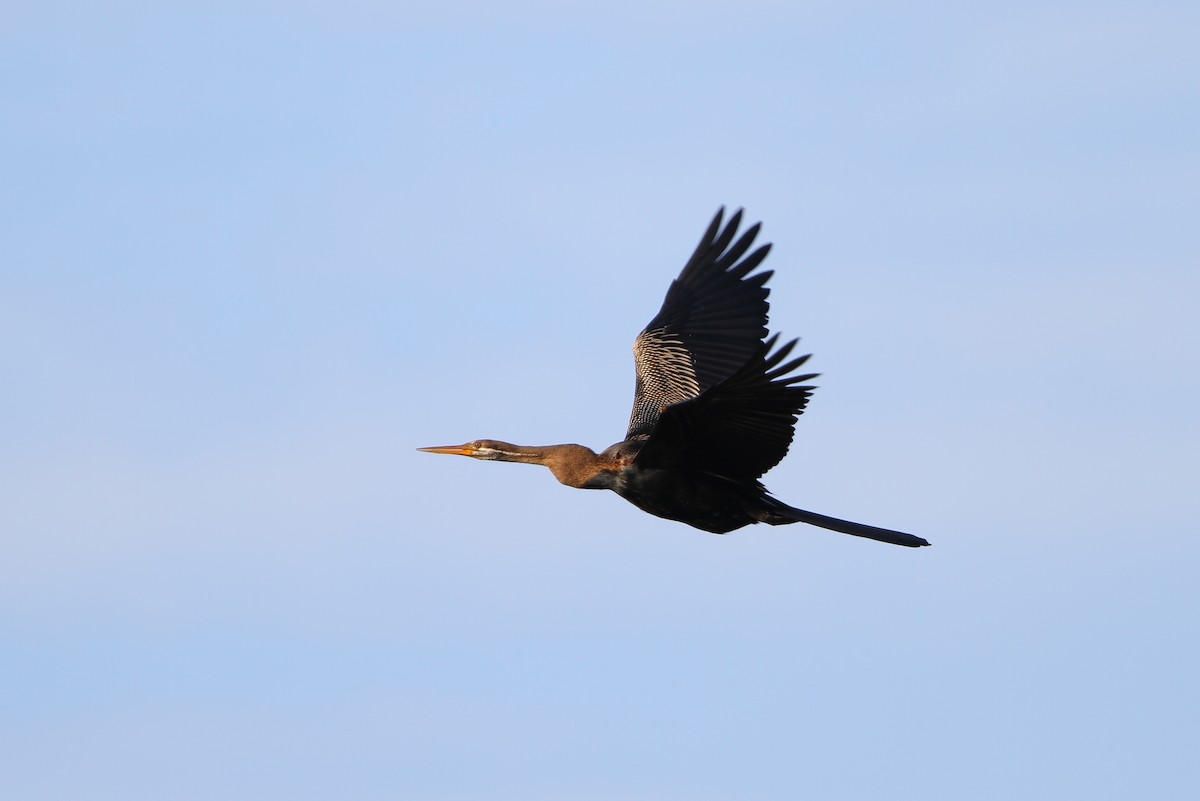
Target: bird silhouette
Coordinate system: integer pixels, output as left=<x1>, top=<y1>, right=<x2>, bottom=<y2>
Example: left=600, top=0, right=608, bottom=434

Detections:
left=420, top=209, right=928, bottom=547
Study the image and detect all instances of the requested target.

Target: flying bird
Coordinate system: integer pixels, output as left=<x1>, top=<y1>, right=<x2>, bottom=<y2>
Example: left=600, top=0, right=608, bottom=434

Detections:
left=420, top=209, right=929, bottom=547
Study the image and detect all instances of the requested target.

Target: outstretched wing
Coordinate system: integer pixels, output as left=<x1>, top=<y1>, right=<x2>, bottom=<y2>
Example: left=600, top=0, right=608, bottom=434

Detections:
left=626, top=208, right=774, bottom=440
left=633, top=335, right=818, bottom=482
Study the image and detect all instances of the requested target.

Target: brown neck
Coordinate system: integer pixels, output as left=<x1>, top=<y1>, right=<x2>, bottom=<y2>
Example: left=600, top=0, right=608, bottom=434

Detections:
left=485, top=442, right=611, bottom=489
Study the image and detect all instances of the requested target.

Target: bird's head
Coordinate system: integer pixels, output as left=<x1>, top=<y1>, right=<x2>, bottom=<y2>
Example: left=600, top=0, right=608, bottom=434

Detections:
left=417, top=440, right=528, bottom=461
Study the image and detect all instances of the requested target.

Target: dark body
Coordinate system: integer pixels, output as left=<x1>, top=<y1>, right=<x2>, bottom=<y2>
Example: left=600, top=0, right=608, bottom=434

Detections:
left=602, top=458, right=779, bottom=535
left=420, top=209, right=928, bottom=548
left=590, top=440, right=759, bottom=534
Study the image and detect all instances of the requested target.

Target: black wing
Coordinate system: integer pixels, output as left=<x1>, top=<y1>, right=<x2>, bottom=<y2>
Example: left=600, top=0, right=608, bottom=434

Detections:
left=626, top=208, right=775, bottom=439
left=633, top=335, right=818, bottom=482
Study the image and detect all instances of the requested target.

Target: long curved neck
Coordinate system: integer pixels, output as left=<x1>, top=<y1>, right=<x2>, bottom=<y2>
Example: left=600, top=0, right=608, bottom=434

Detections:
left=488, top=442, right=613, bottom=489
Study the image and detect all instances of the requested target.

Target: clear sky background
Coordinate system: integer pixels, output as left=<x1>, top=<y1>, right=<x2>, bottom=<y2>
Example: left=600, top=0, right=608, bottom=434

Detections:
left=3, top=2, right=1198, bottom=799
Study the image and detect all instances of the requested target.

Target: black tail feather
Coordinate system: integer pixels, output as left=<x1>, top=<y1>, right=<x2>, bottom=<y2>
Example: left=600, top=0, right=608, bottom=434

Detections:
left=760, top=499, right=930, bottom=548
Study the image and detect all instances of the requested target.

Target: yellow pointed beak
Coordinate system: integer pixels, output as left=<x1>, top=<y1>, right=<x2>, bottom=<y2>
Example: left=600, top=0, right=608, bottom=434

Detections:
left=417, top=444, right=477, bottom=456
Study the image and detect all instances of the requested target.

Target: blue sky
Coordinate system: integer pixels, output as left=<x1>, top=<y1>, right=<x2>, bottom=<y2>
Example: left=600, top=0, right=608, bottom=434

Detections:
left=3, top=2, right=1198, bottom=799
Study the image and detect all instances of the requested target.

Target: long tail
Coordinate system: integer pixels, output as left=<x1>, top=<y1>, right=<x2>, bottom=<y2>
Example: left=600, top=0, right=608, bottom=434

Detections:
left=758, top=498, right=930, bottom=548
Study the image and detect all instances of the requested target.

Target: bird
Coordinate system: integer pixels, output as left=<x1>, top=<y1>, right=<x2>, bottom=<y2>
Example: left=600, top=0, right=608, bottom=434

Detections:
left=419, top=208, right=929, bottom=547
